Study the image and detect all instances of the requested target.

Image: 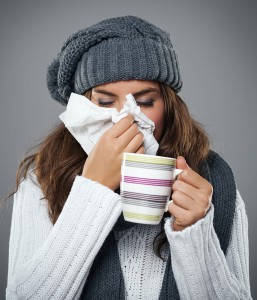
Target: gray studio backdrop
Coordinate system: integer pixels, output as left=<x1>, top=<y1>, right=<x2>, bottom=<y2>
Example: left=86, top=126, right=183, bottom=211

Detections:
left=1, top=0, right=256, bottom=298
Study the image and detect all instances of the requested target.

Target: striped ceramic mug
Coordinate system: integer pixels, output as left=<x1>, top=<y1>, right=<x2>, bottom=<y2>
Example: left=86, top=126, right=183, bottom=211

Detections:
left=120, top=153, right=182, bottom=225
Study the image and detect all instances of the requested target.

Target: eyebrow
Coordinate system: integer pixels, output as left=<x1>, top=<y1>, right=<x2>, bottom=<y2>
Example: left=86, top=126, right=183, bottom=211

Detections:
left=92, top=87, right=160, bottom=97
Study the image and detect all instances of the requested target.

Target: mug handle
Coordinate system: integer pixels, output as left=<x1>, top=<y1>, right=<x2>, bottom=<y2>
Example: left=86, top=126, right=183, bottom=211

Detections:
left=165, top=168, right=183, bottom=212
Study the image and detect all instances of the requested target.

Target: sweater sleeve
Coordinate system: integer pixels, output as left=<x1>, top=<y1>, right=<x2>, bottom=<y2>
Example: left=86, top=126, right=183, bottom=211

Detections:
left=6, top=173, right=122, bottom=300
left=164, top=190, right=252, bottom=300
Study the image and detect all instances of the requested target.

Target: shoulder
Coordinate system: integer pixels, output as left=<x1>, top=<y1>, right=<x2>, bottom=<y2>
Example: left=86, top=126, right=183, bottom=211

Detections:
left=18, top=169, right=43, bottom=193
left=14, top=169, right=46, bottom=209
left=235, top=189, right=247, bottom=212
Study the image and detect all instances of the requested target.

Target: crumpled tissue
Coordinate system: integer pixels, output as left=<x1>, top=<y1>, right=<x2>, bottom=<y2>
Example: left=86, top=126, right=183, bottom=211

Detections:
left=59, top=92, right=159, bottom=155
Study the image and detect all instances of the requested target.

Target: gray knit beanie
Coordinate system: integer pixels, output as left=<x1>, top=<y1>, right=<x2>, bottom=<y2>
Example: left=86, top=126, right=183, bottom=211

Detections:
left=47, top=15, right=183, bottom=105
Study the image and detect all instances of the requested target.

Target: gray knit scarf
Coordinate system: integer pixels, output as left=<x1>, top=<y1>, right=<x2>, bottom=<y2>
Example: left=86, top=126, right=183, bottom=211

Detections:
left=81, top=151, right=236, bottom=299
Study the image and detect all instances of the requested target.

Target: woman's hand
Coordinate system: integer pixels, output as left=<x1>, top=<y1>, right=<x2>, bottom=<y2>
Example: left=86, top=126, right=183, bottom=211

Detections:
left=168, top=156, right=213, bottom=231
left=82, top=115, right=145, bottom=190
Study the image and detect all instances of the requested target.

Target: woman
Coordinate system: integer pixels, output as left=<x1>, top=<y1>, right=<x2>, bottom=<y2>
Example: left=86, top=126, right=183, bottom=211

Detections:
left=6, top=15, right=252, bottom=299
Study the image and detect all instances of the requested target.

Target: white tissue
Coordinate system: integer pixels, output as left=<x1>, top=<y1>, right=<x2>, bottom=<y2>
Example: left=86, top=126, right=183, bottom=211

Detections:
left=59, top=92, right=159, bottom=155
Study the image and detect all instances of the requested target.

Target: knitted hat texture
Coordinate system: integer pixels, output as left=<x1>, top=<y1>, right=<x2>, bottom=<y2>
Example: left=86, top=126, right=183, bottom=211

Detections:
left=47, top=15, right=183, bottom=105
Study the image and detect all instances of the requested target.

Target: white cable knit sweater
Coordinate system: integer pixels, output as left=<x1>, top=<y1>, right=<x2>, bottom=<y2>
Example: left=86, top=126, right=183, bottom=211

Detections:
left=6, top=172, right=252, bottom=299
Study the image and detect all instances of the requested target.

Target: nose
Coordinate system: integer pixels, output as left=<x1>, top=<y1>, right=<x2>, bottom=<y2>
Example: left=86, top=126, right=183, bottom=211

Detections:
left=116, top=98, right=126, bottom=112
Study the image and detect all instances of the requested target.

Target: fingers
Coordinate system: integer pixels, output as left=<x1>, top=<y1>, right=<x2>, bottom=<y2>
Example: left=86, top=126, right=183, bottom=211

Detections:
left=168, top=202, right=192, bottom=227
left=171, top=190, right=194, bottom=211
left=168, top=199, right=208, bottom=229
left=172, top=179, right=200, bottom=202
left=124, top=131, right=144, bottom=153
left=177, top=168, right=211, bottom=190
left=176, top=156, right=189, bottom=170
left=135, top=145, right=145, bottom=154
left=105, top=115, right=144, bottom=152
left=99, top=114, right=145, bottom=158
left=119, top=123, right=142, bottom=149
left=168, top=201, right=188, bottom=220
left=176, top=157, right=212, bottom=191
left=173, top=178, right=212, bottom=208
left=107, top=115, right=134, bottom=138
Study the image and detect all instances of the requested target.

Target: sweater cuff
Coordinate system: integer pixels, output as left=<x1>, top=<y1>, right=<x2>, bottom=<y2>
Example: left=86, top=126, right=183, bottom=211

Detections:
left=71, top=175, right=119, bottom=197
left=164, top=203, right=214, bottom=239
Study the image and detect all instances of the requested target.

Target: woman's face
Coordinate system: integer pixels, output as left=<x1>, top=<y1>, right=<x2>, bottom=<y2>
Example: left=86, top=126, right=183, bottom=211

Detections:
left=90, top=80, right=165, bottom=142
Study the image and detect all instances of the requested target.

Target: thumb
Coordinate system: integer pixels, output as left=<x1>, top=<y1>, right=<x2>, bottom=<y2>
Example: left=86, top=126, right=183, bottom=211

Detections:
left=176, top=156, right=190, bottom=170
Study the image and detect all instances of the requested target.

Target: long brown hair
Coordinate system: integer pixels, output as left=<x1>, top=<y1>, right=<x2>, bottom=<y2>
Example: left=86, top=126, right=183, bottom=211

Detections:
left=4, top=83, right=210, bottom=227
left=157, top=84, right=209, bottom=169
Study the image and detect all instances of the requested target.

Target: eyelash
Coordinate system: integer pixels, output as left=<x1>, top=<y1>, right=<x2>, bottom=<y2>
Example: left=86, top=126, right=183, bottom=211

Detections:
left=98, top=99, right=154, bottom=107
left=98, top=100, right=114, bottom=107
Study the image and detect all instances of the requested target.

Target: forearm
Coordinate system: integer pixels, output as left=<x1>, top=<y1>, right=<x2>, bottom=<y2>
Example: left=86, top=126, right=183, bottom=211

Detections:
left=165, top=203, right=252, bottom=300
left=7, top=175, right=122, bottom=300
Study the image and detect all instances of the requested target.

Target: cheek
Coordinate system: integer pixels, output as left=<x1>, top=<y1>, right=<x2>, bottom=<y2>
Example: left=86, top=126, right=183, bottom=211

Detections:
left=153, top=113, right=165, bottom=141
left=147, top=111, right=163, bottom=128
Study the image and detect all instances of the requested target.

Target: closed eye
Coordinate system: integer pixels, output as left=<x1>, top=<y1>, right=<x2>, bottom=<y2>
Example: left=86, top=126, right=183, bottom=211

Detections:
left=136, top=99, right=154, bottom=107
left=98, top=99, right=115, bottom=107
